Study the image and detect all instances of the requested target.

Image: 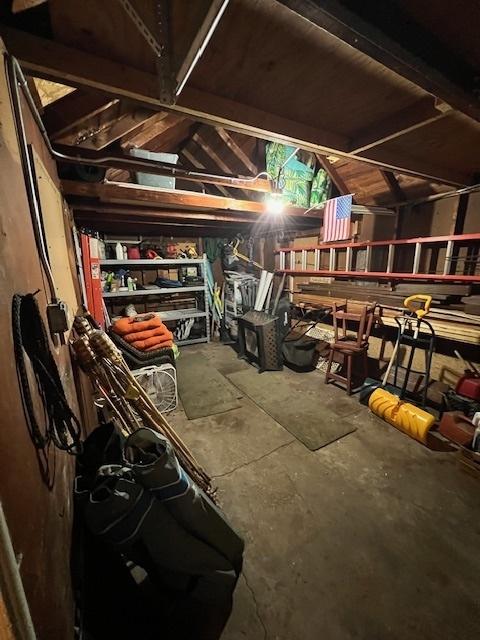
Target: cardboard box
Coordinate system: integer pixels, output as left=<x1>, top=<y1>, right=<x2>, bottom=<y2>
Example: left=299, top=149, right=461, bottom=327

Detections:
left=168, top=268, right=179, bottom=281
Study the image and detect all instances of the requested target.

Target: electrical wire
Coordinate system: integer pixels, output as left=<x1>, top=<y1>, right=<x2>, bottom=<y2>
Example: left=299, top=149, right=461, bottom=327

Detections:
left=12, top=293, right=82, bottom=455
left=5, top=55, right=57, bottom=301
left=8, top=55, right=273, bottom=188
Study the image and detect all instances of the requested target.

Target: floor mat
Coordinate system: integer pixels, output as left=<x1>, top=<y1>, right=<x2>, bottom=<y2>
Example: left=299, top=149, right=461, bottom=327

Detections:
left=177, top=352, right=242, bottom=419
left=227, top=368, right=357, bottom=450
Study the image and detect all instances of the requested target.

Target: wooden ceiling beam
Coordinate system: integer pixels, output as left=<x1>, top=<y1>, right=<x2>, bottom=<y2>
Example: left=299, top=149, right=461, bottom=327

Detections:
left=192, top=129, right=251, bottom=198
left=1, top=26, right=469, bottom=185
left=105, top=168, right=131, bottom=183
left=70, top=202, right=319, bottom=228
left=0, top=27, right=346, bottom=148
left=179, top=146, right=232, bottom=197
left=42, top=89, right=117, bottom=139
left=61, top=179, right=313, bottom=218
left=71, top=205, right=257, bottom=225
left=349, top=97, right=451, bottom=154
left=380, top=171, right=406, bottom=203
left=315, top=154, right=351, bottom=198
left=54, top=143, right=271, bottom=193
left=26, top=76, right=43, bottom=112
left=276, top=0, right=480, bottom=125
left=135, top=117, right=194, bottom=155
left=215, top=127, right=258, bottom=175
left=181, top=87, right=469, bottom=185
left=120, top=111, right=176, bottom=149
left=356, top=145, right=467, bottom=187
left=75, top=217, right=244, bottom=236
left=58, top=104, right=154, bottom=150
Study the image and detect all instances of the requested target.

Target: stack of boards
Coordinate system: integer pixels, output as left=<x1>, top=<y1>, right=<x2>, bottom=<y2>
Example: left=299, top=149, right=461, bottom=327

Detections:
left=294, top=281, right=480, bottom=344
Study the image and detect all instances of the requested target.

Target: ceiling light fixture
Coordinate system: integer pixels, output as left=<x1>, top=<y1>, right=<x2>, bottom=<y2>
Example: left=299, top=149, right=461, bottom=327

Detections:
left=265, top=193, right=285, bottom=216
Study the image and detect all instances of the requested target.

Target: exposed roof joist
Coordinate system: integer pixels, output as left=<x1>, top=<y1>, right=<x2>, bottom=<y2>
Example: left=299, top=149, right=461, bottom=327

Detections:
left=54, top=143, right=271, bottom=194
left=349, top=97, right=451, bottom=154
left=43, top=89, right=117, bottom=139
left=1, top=26, right=469, bottom=186
left=315, top=154, right=352, bottom=197
left=58, top=102, right=154, bottom=150
left=191, top=128, right=251, bottom=198
left=178, top=145, right=232, bottom=197
left=381, top=171, right=406, bottom=203
left=215, top=126, right=258, bottom=175
left=276, top=0, right=480, bottom=125
left=61, top=180, right=311, bottom=218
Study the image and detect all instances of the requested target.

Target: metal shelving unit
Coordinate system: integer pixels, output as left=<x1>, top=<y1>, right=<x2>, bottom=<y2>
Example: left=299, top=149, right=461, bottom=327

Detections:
left=103, top=286, right=204, bottom=297
left=102, top=255, right=210, bottom=345
left=100, top=258, right=204, bottom=266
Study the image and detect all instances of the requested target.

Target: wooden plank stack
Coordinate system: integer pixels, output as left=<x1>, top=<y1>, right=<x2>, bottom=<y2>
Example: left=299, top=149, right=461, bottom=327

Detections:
left=294, top=281, right=480, bottom=344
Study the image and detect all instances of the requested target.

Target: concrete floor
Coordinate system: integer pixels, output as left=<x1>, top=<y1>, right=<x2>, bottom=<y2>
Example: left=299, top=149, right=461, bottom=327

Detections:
left=173, top=343, right=480, bottom=640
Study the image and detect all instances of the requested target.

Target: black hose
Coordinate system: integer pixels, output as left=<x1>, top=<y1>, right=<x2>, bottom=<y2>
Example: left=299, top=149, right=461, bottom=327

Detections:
left=12, top=293, right=82, bottom=455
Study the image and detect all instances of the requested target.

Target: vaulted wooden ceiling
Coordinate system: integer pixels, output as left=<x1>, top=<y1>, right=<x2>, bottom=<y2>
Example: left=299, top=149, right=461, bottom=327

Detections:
left=1, top=0, right=478, bottom=234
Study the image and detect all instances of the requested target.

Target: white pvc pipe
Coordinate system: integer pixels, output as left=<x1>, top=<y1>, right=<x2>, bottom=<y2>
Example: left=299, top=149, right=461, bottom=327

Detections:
left=0, top=502, right=37, bottom=640
left=257, top=272, right=273, bottom=312
left=254, top=270, right=267, bottom=310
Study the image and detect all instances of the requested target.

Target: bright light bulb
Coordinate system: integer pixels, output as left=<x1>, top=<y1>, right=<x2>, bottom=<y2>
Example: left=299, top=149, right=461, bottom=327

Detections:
left=265, top=194, right=285, bottom=215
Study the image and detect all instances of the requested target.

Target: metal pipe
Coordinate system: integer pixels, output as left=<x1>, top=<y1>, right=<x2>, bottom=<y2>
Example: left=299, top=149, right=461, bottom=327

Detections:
left=0, top=503, right=37, bottom=640
left=176, top=0, right=230, bottom=96
left=10, top=56, right=273, bottom=188
left=6, top=54, right=57, bottom=301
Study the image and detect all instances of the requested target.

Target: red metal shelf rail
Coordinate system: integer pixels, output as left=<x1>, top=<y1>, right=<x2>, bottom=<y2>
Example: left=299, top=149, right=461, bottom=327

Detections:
left=276, top=233, right=480, bottom=282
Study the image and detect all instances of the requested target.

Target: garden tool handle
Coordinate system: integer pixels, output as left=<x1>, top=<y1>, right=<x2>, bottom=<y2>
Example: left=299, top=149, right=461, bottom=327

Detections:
left=403, top=294, right=432, bottom=319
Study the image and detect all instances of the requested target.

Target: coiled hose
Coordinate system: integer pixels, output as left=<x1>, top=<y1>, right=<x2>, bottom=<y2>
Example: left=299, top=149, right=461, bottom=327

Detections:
left=12, top=293, right=82, bottom=454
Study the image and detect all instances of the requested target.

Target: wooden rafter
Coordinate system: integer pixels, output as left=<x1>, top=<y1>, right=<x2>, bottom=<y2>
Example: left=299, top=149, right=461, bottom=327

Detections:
left=315, top=154, right=352, bottom=198
left=1, top=26, right=470, bottom=185
left=136, top=116, right=194, bottom=154
left=71, top=203, right=261, bottom=225
left=61, top=180, right=313, bottom=218
left=356, top=145, right=466, bottom=187
left=276, top=0, right=480, bottom=124
left=179, top=145, right=232, bottom=197
left=349, top=97, right=451, bottom=154
left=215, top=127, right=258, bottom=174
left=53, top=143, right=271, bottom=193
left=72, top=204, right=319, bottom=233
left=192, top=128, right=251, bottom=198
left=380, top=171, right=406, bottom=203
left=119, top=111, right=170, bottom=149
left=42, top=89, right=118, bottom=139
left=26, top=76, right=43, bottom=113
left=74, top=217, right=246, bottom=236
left=55, top=100, right=155, bottom=150
left=105, top=168, right=131, bottom=183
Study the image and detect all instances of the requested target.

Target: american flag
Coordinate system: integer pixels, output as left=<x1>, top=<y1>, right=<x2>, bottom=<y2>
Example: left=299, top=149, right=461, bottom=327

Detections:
left=323, top=194, right=352, bottom=242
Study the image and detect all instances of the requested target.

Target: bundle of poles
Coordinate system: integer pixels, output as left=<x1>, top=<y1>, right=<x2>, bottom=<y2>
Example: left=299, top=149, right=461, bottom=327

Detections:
left=71, top=316, right=213, bottom=496
left=254, top=270, right=286, bottom=315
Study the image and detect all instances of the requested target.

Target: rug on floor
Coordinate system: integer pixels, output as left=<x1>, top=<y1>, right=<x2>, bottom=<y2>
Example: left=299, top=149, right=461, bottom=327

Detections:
left=227, top=368, right=357, bottom=450
left=177, top=352, right=242, bottom=419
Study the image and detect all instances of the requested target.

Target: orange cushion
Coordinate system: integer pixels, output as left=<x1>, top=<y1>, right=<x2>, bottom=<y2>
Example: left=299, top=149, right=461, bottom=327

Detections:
left=130, top=333, right=173, bottom=350
left=144, top=340, right=173, bottom=352
left=123, top=326, right=172, bottom=343
left=113, top=315, right=163, bottom=336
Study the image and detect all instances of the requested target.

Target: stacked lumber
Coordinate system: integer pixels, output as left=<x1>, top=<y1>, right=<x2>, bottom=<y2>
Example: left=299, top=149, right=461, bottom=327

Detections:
left=299, top=282, right=471, bottom=307
left=294, top=280, right=480, bottom=345
left=462, top=295, right=480, bottom=316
